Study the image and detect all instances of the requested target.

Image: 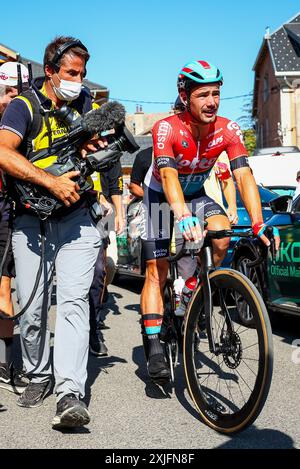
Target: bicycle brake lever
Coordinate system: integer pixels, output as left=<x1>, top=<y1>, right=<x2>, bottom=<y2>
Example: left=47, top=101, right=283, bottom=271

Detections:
left=269, top=237, right=276, bottom=262
left=265, top=226, right=276, bottom=262
left=248, top=230, right=275, bottom=267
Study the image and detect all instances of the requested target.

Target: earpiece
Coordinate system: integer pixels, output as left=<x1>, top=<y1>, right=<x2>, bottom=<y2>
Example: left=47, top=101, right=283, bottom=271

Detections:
left=48, top=40, right=88, bottom=76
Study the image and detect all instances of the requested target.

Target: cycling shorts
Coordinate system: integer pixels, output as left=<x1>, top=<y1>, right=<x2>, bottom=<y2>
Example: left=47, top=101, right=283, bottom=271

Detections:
left=140, top=186, right=227, bottom=261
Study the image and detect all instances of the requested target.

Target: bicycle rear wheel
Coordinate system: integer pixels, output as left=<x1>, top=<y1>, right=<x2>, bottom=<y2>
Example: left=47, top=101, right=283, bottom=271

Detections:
left=183, top=268, right=273, bottom=434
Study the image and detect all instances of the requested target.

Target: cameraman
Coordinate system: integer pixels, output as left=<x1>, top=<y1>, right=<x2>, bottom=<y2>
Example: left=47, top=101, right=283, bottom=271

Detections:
left=0, top=36, right=105, bottom=430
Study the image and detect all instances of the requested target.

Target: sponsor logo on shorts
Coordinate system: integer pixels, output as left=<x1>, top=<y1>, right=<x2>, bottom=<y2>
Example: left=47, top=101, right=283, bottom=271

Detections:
left=153, top=248, right=168, bottom=258
left=206, top=209, right=223, bottom=218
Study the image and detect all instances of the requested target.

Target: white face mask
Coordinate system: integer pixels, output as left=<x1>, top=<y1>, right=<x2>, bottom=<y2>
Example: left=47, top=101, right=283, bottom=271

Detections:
left=51, top=75, right=82, bottom=101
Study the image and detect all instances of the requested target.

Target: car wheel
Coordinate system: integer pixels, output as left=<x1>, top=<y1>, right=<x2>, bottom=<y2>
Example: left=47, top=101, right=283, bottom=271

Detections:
left=234, top=253, right=263, bottom=327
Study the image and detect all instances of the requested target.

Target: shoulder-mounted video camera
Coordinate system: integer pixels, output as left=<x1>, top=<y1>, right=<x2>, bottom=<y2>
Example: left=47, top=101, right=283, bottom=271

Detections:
left=14, top=101, right=139, bottom=219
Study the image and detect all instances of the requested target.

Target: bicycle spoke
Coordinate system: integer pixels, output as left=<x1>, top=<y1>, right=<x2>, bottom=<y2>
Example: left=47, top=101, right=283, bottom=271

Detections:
left=217, top=357, right=247, bottom=414
left=199, top=354, right=217, bottom=386
left=234, top=367, right=255, bottom=394
left=243, top=342, right=259, bottom=352
left=241, top=358, right=258, bottom=377
left=232, top=369, right=247, bottom=406
left=214, top=356, right=222, bottom=397
left=242, top=356, right=259, bottom=362
left=215, top=316, right=222, bottom=342
left=224, top=374, right=236, bottom=412
left=236, top=327, right=254, bottom=336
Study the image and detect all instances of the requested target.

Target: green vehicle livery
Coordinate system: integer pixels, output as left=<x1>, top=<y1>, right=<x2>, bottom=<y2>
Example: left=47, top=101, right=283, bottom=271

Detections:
left=233, top=194, right=300, bottom=320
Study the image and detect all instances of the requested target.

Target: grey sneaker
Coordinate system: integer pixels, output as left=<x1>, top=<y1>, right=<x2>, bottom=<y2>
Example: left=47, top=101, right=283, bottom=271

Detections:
left=52, top=394, right=90, bottom=429
left=0, top=363, right=29, bottom=394
left=17, top=380, right=51, bottom=408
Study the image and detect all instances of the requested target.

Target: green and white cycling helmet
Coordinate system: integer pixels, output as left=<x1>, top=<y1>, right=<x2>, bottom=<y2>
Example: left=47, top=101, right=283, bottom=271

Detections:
left=177, top=60, right=223, bottom=91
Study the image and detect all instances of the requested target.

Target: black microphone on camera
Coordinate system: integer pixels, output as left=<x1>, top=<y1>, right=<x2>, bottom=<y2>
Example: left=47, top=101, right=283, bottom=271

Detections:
left=68, top=100, right=126, bottom=142
left=30, top=101, right=127, bottom=164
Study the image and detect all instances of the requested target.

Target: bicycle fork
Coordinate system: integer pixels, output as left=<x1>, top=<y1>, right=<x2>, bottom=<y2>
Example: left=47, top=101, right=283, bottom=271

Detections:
left=200, top=246, right=234, bottom=356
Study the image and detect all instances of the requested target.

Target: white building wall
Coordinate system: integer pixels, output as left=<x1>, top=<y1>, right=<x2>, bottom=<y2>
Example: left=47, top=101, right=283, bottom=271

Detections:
left=280, top=88, right=294, bottom=146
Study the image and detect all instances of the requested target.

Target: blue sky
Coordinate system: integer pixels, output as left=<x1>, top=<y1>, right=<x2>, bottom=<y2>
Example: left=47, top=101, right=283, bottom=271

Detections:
left=1, top=1, right=299, bottom=126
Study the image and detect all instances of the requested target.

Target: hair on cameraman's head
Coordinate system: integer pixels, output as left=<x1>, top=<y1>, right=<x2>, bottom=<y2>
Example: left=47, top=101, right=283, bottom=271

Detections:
left=43, top=36, right=90, bottom=72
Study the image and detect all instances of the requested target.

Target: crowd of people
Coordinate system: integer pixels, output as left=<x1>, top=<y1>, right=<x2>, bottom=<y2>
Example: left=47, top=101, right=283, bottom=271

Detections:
left=0, top=36, right=281, bottom=430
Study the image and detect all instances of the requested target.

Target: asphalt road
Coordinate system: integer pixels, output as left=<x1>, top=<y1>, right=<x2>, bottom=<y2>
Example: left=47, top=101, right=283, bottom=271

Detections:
left=0, top=275, right=299, bottom=449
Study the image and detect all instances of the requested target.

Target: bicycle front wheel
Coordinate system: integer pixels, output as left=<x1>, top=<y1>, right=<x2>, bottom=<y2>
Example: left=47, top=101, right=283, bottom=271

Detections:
left=183, top=268, right=273, bottom=434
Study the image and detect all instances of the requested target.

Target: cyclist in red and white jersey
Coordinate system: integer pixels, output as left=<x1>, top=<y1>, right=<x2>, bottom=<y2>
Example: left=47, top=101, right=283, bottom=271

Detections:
left=140, top=60, right=280, bottom=384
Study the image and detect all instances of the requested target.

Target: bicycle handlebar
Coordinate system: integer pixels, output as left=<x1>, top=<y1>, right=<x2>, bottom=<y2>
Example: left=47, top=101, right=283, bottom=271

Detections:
left=168, top=226, right=276, bottom=265
left=205, top=229, right=253, bottom=239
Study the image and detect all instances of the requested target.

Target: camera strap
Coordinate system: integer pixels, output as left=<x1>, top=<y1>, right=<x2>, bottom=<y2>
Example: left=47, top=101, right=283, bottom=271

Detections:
left=14, top=89, right=45, bottom=158
left=43, top=109, right=53, bottom=148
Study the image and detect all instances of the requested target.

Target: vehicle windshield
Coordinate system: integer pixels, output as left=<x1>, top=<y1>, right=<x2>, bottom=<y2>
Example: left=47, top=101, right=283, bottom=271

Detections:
left=267, top=186, right=296, bottom=197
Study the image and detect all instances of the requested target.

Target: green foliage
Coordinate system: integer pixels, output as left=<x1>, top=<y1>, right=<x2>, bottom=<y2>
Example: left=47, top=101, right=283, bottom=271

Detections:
left=243, top=129, right=256, bottom=156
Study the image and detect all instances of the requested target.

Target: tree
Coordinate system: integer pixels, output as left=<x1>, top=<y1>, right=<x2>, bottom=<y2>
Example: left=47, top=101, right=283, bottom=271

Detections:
left=242, top=129, right=256, bottom=155
left=237, top=94, right=256, bottom=155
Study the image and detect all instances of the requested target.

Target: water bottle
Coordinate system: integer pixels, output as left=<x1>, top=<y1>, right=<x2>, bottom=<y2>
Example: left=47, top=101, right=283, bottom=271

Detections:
left=175, top=276, right=198, bottom=317
left=173, top=276, right=185, bottom=310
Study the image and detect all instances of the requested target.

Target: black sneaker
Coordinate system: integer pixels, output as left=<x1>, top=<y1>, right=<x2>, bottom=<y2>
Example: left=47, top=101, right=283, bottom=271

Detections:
left=17, top=380, right=51, bottom=408
left=148, top=353, right=171, bottom=385
left=98, top=320, right=110, bottom=330
left=52, top=394, right=90, bottom=429
left=0, top=363, right=29, bottom=394
left=89, top=331, right=108, bottom=357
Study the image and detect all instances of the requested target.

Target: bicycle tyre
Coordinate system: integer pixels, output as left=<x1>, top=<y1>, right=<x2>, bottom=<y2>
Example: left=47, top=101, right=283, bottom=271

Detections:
left=183, top=268, right=273, bottom=434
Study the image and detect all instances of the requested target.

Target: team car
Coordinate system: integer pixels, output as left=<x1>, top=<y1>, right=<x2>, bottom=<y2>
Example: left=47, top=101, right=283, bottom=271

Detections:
left=232, top=193, right=300, bottom=323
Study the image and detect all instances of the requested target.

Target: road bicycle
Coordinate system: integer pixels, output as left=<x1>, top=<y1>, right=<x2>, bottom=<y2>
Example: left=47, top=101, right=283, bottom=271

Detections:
left=144, top=228, right=274, bottom=434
